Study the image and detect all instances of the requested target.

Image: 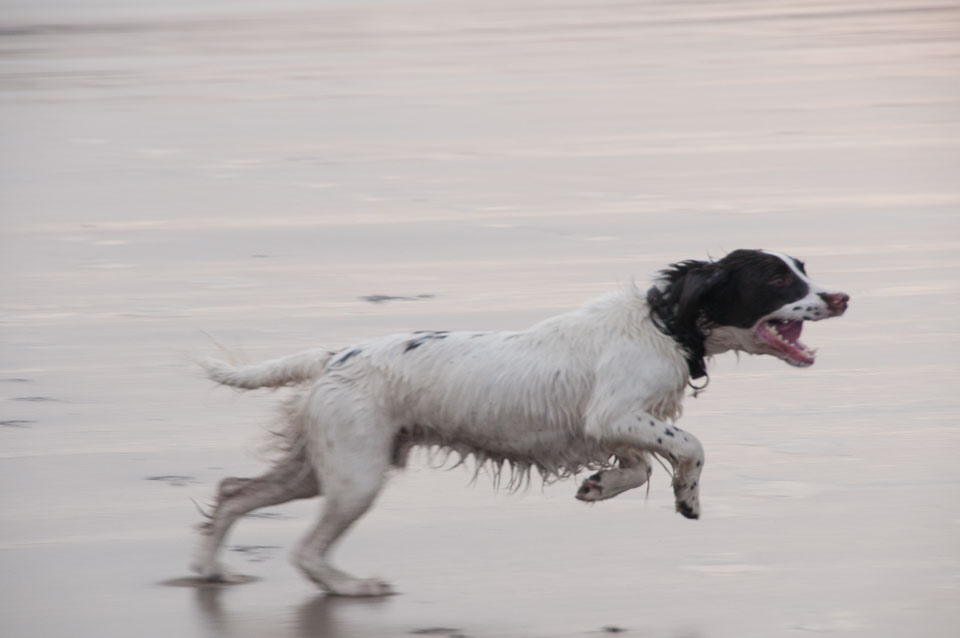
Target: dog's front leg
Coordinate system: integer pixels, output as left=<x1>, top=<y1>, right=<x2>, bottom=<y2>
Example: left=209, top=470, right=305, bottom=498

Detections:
left=576, top=454, right=652, bottom=502
left=585, top=412, right=704, bottom=519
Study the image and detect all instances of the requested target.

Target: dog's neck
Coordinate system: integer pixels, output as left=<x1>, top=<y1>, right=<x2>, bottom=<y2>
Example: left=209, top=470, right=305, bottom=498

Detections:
left=645, top=284, right=709, bottom=380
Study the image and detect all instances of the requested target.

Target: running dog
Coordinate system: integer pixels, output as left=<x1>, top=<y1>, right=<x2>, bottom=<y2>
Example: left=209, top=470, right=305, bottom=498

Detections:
left=191, top=249, right=849, bottom=595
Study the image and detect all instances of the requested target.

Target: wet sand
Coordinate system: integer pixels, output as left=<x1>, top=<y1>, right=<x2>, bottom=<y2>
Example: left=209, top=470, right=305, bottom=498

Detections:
left=2, top=1, right=959, bottom=636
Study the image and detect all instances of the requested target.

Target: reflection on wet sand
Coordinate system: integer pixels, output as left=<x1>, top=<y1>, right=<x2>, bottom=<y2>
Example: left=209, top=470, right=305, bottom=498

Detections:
left=294, top=595, right=393, bottom=638
left=189, top=584, right=395, bottom=638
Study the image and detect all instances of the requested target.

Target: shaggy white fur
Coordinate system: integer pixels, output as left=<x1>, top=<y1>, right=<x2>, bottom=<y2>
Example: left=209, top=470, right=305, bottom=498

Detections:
left=190, top=250, right=848, bottom=596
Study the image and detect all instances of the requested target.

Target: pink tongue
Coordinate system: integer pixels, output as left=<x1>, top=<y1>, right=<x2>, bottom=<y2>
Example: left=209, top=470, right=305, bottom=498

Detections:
left=779, top=321, right=803, bottom=342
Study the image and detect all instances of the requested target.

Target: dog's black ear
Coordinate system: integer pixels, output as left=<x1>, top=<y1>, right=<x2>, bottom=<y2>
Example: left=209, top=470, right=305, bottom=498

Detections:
left=673, top=264, right=729, bottom=336
left=647, top=260, right=729, bottom=380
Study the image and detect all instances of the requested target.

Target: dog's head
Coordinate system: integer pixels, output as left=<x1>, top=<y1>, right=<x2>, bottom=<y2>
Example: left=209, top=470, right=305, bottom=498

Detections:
left=647, top=249, right=849, bottom=379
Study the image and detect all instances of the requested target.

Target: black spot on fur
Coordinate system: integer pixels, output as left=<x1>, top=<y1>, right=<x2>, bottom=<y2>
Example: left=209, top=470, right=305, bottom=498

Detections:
left=657, top=437, right=663, bottom=444
left=649, top=420, right=656, bottom=426
left=331, top=348, right=361, bottom=366
left=696, top=460, right=701, bottom=467
left=404, top=332, right=448, bottom=353
left=664, top=429, right=675, bottom=437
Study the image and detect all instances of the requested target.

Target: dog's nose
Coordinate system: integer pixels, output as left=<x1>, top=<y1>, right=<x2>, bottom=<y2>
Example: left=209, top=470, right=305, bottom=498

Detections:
left=819, top=292, right=849, bottom=315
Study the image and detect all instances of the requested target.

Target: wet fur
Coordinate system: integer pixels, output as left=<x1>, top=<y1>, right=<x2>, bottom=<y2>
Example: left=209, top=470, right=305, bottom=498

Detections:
left=190, top=249, right=848, bottom=596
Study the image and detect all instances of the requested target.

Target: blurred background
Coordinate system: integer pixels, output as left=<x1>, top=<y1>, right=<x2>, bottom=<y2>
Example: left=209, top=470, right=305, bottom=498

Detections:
left=1, top=1, right=958, bottom=636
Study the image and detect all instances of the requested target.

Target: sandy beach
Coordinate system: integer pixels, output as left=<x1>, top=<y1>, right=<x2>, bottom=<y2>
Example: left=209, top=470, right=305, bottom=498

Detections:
left=2, top=1, right=959, bottom=636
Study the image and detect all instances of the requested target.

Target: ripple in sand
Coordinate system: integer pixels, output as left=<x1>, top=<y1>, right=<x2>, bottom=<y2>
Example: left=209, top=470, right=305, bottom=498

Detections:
left=146, top=475, right=198, bottom=487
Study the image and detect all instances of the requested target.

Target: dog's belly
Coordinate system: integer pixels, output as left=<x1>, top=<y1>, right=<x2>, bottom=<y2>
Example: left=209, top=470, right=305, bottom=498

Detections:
left=401, top=407, right=610, bottom=471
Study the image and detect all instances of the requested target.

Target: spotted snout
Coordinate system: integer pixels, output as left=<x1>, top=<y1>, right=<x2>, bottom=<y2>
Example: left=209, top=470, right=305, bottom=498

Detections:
left=818, top=292, right=850, bottom=317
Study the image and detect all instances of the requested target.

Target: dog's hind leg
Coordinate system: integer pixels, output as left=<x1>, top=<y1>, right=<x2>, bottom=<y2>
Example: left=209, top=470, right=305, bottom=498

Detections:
left=292, top=411, right=394, bottom=596
left=191, top=449, right=319, bottom=581
left=576, top=453, right=652, bottom=502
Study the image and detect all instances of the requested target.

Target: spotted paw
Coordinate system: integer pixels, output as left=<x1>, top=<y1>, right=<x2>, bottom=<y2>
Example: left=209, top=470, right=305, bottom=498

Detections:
left=673, top=483, right=700, bottom=519
left=672, top=473, right=701, bottom=519
left=675, top=499, right=699, bottom=519
left=575, top=473, right=604, bottom=502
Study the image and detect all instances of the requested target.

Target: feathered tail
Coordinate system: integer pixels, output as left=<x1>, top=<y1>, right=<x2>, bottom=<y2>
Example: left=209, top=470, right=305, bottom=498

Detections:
left=200, top=347, right=335, bottom=390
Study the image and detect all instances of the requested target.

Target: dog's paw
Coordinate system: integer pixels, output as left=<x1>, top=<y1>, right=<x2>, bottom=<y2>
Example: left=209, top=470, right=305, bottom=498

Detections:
left=575, top=473, right=604, bottom=502
left=675, top=499, right=699, bottom=519
left=328, top=578, right=394, bottom=597
left=672, top=478, right=700, bottom=519
left=190, top=559, right=243, bottom=583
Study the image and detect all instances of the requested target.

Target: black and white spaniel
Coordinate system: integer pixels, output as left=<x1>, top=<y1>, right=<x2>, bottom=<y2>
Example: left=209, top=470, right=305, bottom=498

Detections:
left=192, top=249, right=849, bottom=596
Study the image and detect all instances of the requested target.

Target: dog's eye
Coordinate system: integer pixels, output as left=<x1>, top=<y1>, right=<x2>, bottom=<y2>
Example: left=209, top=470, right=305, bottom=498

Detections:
left=770, top=275, right=791, bottom=287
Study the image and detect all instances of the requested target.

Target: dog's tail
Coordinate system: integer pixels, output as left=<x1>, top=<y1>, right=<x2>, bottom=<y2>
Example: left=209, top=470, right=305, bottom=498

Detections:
left=200, top=348, right=335, bottom=390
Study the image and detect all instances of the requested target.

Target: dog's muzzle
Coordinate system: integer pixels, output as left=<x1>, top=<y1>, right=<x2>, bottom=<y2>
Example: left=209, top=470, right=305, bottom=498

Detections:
left=818, top=292, right=850, bottom=316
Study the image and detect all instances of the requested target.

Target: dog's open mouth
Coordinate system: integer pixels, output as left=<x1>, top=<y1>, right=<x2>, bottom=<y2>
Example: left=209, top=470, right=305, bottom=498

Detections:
left=756, top=319, right=816, bottom=367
